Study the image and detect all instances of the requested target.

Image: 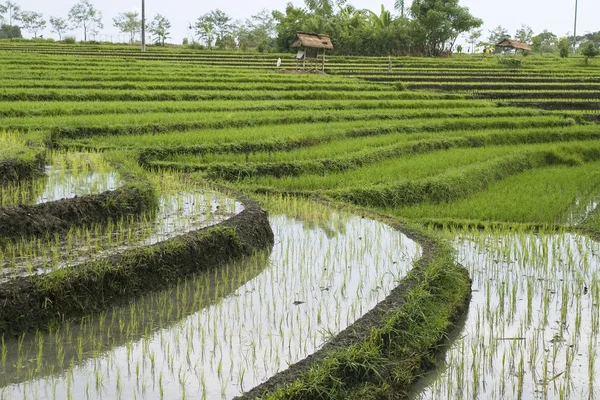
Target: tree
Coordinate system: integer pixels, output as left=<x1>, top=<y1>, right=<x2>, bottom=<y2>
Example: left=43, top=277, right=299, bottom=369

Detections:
left=235, top=9, right=276, bottom=51
left=581, top=41, right=599, bottom=64
left=514, top=24, right=533, bottom=43
left=247, top=9, right=276, bottom=42
left=0, top=1, right=21, bottom=26
left=394, top=0, right=406, bottom=18
left=467, top=28, right=482, bottom=53
left=49, top=17, right=68, bottom=40
left=366, top=5, right=393, bottom=29
left=68, top=0, right=103, bottom=41
left=148, top=14, right=171, bottom=46
left=272, top=4, right=309, bottom=52
left=20, top=11, right=46, bottom=38
left=195, top=13, right=216, bottom=48
left=0, top=1, right=21, bottom=38
left=531, top=30, right=557, bottom=53
left=557, top=37, right=569, bottom=58
left=410, top=0, right=483, bottom=56
left=210, top=9, right=234, bottom=43
left=488, top=25, right=510, bottom=45
left=113, top=11, right=141, bottom=43
left=0, top=23, right=20, bottom=38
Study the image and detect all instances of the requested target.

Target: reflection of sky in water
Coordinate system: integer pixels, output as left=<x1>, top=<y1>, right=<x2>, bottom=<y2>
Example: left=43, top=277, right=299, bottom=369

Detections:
left=413, top=233, right=600, bottom=400
left=36, top=165, right=120, bottom=204
left=1, top=212, right=421, bottom=400
left=2, top=188, right=244, bottom=280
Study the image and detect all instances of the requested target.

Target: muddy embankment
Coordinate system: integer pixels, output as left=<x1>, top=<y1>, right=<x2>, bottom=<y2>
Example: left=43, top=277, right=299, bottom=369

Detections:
left=0, top=183, right=155, bottom=242
left=0, top=193, right=274, bottom=336
left=0, top=152, right=45, bottom=185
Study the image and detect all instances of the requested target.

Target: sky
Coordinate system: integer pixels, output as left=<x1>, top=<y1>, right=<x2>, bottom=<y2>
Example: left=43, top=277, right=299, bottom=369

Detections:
left=5, top=0, right=598, bottom=44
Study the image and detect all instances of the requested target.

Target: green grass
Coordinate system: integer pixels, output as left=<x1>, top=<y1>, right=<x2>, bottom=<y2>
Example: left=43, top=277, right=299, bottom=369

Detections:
left=396, top=161, right=600, bottom=225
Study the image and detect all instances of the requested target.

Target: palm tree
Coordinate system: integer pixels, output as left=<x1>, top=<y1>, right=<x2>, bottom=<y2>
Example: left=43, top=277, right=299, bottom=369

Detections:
left=366, top=5, right=392, bottom=29
left=394, top=0, right=405, bottom=18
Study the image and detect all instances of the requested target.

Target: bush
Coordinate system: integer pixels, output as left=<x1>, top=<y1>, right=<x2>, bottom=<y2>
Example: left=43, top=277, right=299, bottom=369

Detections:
left=257, top=40, right=271, bottom=53
left=581, top=41, right=599, bottom=64
left=558, top=37, right=570, bottom=58
left=63, top=36, right=76, bottom=44
left=182, top=37, right=189, bottom=46
left=188, top=41, right=204, bottom=50
left=0, top=24, right=22, bottom=39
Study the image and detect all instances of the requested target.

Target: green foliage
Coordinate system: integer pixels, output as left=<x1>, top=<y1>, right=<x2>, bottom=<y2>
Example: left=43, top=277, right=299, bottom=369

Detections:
left=558, top=37, right=569, bottom=58
left=409, top=0, right=483, bottom=56
left=49, top=16, right=68, bottom=41
left=0, top=1, right=21, bottom=27
left=514, top=24, right=533, bottom=43
left=68, top=0, right=104, bottom=41
left=112, top=11, right=141, bottom=43
left=488, top=25, right=510, bottom=45
left=63, top=35, right=76, bottom=44
left=0, top=23, right=20, bottom=39
left=19, top=11, right=46, bottom=38
left=531, top=30, right=557, bottom=53
left=148, top=14, right=171, bottom=46
left=195, top=9, right=233, bottom=48
left=581, top=41, right=599, bottom=64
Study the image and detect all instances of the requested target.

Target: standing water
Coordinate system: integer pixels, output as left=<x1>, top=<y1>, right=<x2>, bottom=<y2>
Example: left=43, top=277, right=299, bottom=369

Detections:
left=0, top=201, right=421, bottom=399
left=412, top=232, right=600, bottom=399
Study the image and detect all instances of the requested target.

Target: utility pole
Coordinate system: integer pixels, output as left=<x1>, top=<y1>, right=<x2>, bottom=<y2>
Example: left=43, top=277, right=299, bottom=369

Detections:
left=573, top=0, right=578, bottom=53
left=141, top=0, right=146, bottom=51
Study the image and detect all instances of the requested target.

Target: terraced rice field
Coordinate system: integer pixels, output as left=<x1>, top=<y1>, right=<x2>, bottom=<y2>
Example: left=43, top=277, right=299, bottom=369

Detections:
left=0, top=42, right=599, bottom=400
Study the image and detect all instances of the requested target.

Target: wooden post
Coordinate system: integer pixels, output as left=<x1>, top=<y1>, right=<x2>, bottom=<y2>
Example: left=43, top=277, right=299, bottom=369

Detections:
left=322, top=50, right=326, bottom=73
left=303, top=48, right=306, bottom=70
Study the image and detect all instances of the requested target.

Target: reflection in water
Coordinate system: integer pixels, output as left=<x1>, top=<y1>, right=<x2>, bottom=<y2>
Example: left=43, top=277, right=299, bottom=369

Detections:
left=0, top=159, right=243, bottom=280
left=413, top=233, right=600, bottom=400
left=0, top=210, right=421, bottom=400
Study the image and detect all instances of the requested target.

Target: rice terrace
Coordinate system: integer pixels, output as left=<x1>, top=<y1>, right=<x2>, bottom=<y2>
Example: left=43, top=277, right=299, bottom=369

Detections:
left=0, top=0, right=600, bottom=399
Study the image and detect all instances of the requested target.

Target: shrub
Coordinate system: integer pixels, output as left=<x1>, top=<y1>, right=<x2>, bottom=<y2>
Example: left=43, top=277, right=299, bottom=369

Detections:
left=558, top=37, right=570, bottom=58
left=581, top=41, right=599, bottom=64
left=63, top=36, right=76, bottom=44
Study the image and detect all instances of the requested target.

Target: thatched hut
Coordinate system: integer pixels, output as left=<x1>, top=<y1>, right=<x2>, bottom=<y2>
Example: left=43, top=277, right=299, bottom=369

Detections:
left=496, top=39, right=532, bottom=52
left=291, top=32, right=333, bottom=72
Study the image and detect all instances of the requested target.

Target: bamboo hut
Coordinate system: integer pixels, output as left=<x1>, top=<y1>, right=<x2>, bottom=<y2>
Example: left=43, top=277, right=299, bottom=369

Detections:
left=291, top=32, right=334, bottom=72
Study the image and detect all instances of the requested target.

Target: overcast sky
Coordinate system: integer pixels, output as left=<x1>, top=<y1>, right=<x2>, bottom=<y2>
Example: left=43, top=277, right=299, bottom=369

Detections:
left=7, top=0, right=598, bottom=44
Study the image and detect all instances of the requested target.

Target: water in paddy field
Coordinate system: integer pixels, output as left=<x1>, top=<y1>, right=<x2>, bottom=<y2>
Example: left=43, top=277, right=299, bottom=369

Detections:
left=411, top=233, right=600, bottom=400
left=36, top=163, right=120, bottom=204
left=0, top=153, right=243, bottom=281
left=0, top=209, right=421, bottom=400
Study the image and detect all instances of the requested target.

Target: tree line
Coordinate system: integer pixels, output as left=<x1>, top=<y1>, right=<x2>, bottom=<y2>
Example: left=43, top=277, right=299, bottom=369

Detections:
left=1, top=0, right=599, bottom=57
left=0, top=0, right=170, bottom=44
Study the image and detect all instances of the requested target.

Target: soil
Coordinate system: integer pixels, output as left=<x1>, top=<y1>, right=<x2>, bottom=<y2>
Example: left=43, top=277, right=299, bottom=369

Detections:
left=0, top=184, right=153, bottom=242
left=0, top=155, right=45, bottom=186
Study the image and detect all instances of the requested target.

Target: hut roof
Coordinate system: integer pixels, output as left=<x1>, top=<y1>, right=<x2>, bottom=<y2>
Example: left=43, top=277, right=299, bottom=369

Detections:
left=496, top=39, right=532, bottom=51
left=291, top=32, right=334, bottom=50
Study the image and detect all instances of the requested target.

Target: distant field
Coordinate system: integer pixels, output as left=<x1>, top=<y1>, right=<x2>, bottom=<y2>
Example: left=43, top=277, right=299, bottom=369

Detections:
left=1, top=42, right=599, bottom=400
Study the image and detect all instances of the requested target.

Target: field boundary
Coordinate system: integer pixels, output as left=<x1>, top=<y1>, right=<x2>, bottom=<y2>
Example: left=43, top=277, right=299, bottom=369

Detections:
left=237, top=197, right=471, bottom=399
left=0, top=152, right=45, bottom=186
left=0, top=193, right=274, bottom=336
left=0, top=183, right=156, bottom=243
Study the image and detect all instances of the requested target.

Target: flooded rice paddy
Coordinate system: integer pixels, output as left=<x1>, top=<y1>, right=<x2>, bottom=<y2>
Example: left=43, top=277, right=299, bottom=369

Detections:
left=0, top=204, right=421, bottom=399
left=413, top=232, right=600, bottom=400
left=0, top=152, right=242, bottom=280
